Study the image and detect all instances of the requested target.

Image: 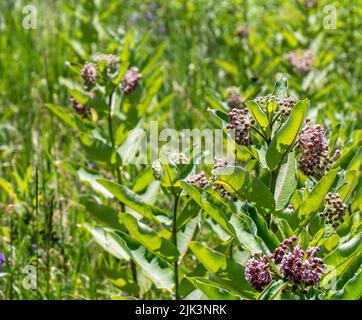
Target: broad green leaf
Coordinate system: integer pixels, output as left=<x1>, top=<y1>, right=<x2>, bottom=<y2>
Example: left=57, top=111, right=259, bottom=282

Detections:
left=273, top=76, right=288, bottom=99
left=241, top=203, right=280, bottom=251
left=274, top=151, right=297, bottom=211
left=333, top=141, right=362, bottom=170
left=180, top=182, right=266, bottom=254
left=176, top=199, right=200, bottom=231
left=110, top=231, right=174, bottom=293
left=296, top=168, right=340, bottom=231
left=339, top=170, right=359, bottom=202
left=77, top=168, right=113, bottom=198
left=119, top=213, right=179, bottom=263
left=266, top=99, right=308, bottom=170
left=328, top=124, right=341, bottom=156
left=97, top=179, right=171, bottom=225
left=321, top=234, right=362, bottom=288
left=177, top=216, right=199, bottom=263
left=246, top=101, right=269, bottom=134
left=189, top=241, right=255, bottom=298
left=187, top=277, right=241, bottom=300
left=85, top=225, right=129, bottom=261
left=212, top=166, right=275, bottom=215
left=258, top=280, right=286, bottom=300
left=80, top=196, right=123, bottom=230
left=80, top=135, right=122, bottom=168
left=329, top=266, right=362, bottom=300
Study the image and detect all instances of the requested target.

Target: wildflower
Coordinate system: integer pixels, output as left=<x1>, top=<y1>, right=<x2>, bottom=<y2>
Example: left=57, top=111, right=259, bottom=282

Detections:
left=211, top=159, right=237, bottom=201
left=298, top=124, right=330, bottom=176
left=95, top=54, right=119, bottom=73
left=278, top=97, right=296, bottom=116
left=227, top=108, right=253, bottom=146
left=226, top=87, right=245, bottom=109
left=0, top=252, right=5, bottom=266
left=121, top=67, right=142, bottom=95
left=245, top=253, right=272, bottom=291
left=304, top=0, right=318, bottom=8
left=236, top=24, right=250, bottom=38
left=280, top=244, right=325, bottom=289
left=81, top=62, right=98, bottom=90
left=320, top=192, right=347, bottom=227
left=288, top=50, right=315, bottom=75
left=245, top=237, right=325, bottom=293
left=186, top=172, right=208, bottom=189
left=70, top=96, right=90, bottom=118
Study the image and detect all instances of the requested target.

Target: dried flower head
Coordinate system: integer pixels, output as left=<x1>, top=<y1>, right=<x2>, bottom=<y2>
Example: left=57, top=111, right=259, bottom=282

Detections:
left=81, top=62, right=98, bottom=90
left=227, top=108, right=253, bottom=146
left=186, top=172, right=209, bottom=189
left=298, top=124, right=330, bottom=176
left=245, top=253, right=272, bottom=291
left=288, top=50, right=315, bottom=75
left=236, top=24, right=250, bottom=38
left=70, top=96, right=90, bottom=118
left=226, top=87, right=245, bottom=109
left=121, top=67, right=142, bottom=95
left=320, top=192, right=347, bottom=227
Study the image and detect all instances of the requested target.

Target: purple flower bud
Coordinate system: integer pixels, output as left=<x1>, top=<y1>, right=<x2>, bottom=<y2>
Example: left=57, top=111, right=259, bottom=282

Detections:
left=0, top=252, right=5, bottom=266
left=81, top=62, right=98, bottom=91
left=288, top=50, right=315, bottom=75
left=121, top=67, right=142, bottom=95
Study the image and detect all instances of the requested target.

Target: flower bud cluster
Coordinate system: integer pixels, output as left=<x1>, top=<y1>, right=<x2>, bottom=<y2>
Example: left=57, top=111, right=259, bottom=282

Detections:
left=95, top=54, right=119, bottom=73
left=320, top=192, right=347, bottom=227
left=279, top=97, right=296, bottom=116
left=236, top=24, right=250, bottom=38
left=121, top=67, right=142, bottom=95
left=288, top=50, right=315, bottom=75
left=226, top=87, right=245, bottom=109
left=298, top=124, right=330, bottom=176
left=227, top=108, right=253, bottom=146
left=245, top=253, right=272, bottom=292
left=81, top=62, right=98, bottom=90
left=70, top=96, right=90, bottom=118
left=186, top=172, right=209, bottom=189
left=211, top=159, right=237, bottom=201
left=245, top=237, right=325, bottom=292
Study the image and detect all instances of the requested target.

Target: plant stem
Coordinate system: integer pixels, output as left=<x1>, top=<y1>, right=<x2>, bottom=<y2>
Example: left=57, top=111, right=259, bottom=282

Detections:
left=173, top=193, right=180, bottom=300
left=269, top=169, right=278, bottom=227
left=107, top=91, right=138, bottom=287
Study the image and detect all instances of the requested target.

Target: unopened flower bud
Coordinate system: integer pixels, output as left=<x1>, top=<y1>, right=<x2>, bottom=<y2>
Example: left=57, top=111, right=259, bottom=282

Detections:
left=121, top=67, right=141, bottom=95
left=81, top=62, right=98, bottom=90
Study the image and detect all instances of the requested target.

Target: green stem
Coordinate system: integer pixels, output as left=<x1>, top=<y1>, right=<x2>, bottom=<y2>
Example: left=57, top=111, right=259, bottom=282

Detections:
left=107, top=91, right=138, bottom=287
left=269, top=169, right=278, bottom=227
left=173, top=193, right=180, bottom=300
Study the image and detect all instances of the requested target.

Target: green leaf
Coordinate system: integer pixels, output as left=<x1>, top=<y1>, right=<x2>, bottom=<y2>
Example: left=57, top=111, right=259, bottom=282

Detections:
left=77, top=168, right=113, bottom=198
left=97, top=179, right=171, bottom=225
left=246, top=101, right=269, bottom=134
left=266, top=99, right=308, bottom=170
left=176, top=199, right=200, bottom=231
left=333, top=141, right=362, bottom=170
left=258, top=280, right=286, bottom=300
left=177, top=216, right=199, bottom=263
left=85, top=225, right=129, bottom=261
left=296, top=167, right=340, bottom=231
left=273, top=76, right=288, bottom=99
left=180, top=181, right=235, bottom=235
left=80, top=135, right=122, bottom=168
left=274, top=151, right=297, bottom=211
left=321, top=234, right=362, bottom=288
left=119, top=213, right=179, bottom=263
left=80, top=196, right=123, bottom=230
left=241, top=203, right=280, bottom=251
left=189, top=241, right=255, bottom=298
left=187, top=277, right=241, bottom=300
left=329, top=267, right=362, bottom=300
left=110, top=231, right=174, bottom=293
left=212, top=166, right=275, bottom=215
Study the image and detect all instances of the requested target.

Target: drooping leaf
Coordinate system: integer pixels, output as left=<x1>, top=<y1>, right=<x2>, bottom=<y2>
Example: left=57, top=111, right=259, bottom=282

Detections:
left=98, top=179, right=171, bottom=225
left=119, top=213, right=179, bottom=263
left=189, top=241, right=255, bottom=298
left=187, top=277, right=241, bottom=300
